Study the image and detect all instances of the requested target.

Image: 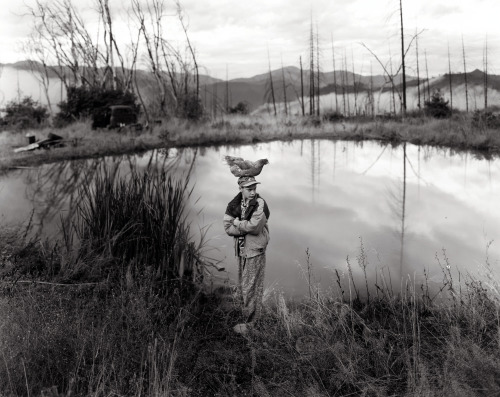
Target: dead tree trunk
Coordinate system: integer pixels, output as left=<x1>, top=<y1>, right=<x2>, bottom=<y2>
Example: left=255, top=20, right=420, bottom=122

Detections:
left=331, top=35, right=339, bottom=114
left=267, top=47, right=277, bottom=116
left=425, top=50, right=430, bottom=102
left=462, top=36, right=469, bottom=113
left=316, top=24, right=320, bottom=117
left=281, top=59, right=288, bottom=116
left=448, top=43, right=453, bottom=111
left=416, top=30, right=421, bottom=110
left=484, top=36, right=488, bottom=110
left=300, top=56, right=305, bottom=116
left=399, top=0, right=407, bottom=115
left=309, top=19, right=315, bottom=116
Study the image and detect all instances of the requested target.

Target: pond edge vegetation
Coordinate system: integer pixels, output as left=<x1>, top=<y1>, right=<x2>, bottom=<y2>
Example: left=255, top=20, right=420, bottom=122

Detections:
left=2, top=110, right=500, bottom=172
left=1, top=160, right=500, bottom=396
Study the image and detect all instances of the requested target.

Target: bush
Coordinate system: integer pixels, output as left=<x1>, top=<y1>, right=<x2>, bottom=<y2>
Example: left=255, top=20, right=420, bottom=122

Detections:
left=1, top=96, right=49, bottom=130
left=322, top=111, right=344, bottom=122
left=228, top=102, right=250, bottom=115
left=55, top=86, right=139, bottom=127
left=424, top=90, right=451, bottom=119
left=472, top=110, right=500, bottom=129
left=178, top=94, right=204, bottom=121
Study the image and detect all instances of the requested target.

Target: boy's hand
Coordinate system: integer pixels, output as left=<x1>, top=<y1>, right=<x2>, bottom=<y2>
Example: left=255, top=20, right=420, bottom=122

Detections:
left=233, top=217, right=240, bottom=227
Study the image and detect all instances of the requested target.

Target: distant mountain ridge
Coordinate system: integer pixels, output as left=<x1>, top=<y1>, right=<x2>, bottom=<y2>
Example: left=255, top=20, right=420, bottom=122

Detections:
left=1, top=61, right=498, bottom=113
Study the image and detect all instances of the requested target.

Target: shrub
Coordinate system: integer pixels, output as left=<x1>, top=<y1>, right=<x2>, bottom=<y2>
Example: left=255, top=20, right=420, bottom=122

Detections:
left=424, top=90, right=451, bottom=119
left=178, top=94, right=204, bottom=121
left=472, top=110, right=500, bottom=129
left=229, top=102, right=250, bottom=115
left=322, top=111, right=344, bottom=122
left=1, top=96, right=49, bottom=130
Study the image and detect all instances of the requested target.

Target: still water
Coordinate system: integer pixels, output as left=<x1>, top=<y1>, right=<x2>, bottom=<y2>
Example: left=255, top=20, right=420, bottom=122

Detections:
left=1, top=139, right=499, bottom=297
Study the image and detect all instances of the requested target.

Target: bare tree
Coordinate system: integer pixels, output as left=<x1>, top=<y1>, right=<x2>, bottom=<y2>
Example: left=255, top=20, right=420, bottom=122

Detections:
left=131, top=0, right=200, bottom=119
left=351, top=48, right=358, bottom=116
left=344, top=49, right=350, bottom=116
left=176, top=0, right=199, bottom=99
left=362, top=29, right=423, bottom=116
left=483, top=36, right=488, bottom=110
left=424, top=50, right=430, bottom=102
left=24, top=37, right=55, bottom=114
left=331, top=34, right=339, bottom=114
left=300, top=56, right=305, bottom=116
left=266, top=46, right=277, bottom=116
left=462, top=35, right=469, bottom=113
left=27, top=0, right=102, bottom=89
left=316, top=23, right=320, bottom=116
left=309, top=17, right=315, bottom=116
left=448, top=43, right=453, bottom=111
left=281, top=57, right=288, bottom=116
left=225, top=64, right=229, bottom=112
left=415, top=29, right=421, bottom=110
left=399, top=0, right=407, bottom=115
left=389, top=47, right=396, bottom=114
left=369, top=62, right=375, bottom=118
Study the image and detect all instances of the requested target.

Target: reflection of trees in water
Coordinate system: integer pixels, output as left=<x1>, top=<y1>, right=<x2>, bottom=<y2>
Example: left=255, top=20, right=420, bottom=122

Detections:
left=308, top=139, right=321, bottom=202
left=23, top=149, right=186, bottom=234
left=386, top=144, right=407, bottom=279
left=24, top=159, right=104, bottom=233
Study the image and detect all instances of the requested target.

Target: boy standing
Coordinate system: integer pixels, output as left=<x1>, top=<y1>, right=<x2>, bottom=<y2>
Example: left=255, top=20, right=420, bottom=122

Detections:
left=223, top=176, right=270, bottom=333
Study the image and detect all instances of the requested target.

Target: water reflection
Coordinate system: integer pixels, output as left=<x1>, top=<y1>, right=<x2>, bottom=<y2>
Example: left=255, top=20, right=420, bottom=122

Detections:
left=1, top=139, right=499, bottom=297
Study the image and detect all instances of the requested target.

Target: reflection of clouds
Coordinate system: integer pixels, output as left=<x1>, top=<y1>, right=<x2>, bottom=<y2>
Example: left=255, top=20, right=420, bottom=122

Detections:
left=185, top=139, right=500, bottom=296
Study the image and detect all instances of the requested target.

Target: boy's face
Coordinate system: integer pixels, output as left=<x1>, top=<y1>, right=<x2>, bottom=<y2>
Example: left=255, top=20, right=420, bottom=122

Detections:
left=240, top=184, right=257, bottom=201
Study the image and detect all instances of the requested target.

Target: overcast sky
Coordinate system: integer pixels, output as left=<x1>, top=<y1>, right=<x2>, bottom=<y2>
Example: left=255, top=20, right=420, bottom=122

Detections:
left=1, top=0, right=499, bottom=79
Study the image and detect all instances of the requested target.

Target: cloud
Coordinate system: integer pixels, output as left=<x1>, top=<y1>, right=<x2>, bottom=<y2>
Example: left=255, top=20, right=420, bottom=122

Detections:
left=419, top=3, right=462, bottom=19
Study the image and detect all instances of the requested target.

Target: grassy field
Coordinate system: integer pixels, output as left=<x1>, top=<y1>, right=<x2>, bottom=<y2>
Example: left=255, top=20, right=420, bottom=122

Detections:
left=1, top=112, right=500, bottom=171
left=1, top=159, right=500, bottom=396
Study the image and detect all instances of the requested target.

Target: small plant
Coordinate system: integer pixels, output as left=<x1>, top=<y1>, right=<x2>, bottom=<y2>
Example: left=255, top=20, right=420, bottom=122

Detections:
left=424, top=90, right=451, bottom=119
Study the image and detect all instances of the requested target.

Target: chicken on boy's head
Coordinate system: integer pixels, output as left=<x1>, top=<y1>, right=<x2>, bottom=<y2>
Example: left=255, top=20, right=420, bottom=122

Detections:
left=237, top=176, right=261, bottom=188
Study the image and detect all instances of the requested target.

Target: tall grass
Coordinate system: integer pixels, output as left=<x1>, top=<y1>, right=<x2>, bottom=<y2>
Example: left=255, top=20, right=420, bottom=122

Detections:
left=3, top=236, right=500, bottom=396
left=64, top=157, right=205, bottom=291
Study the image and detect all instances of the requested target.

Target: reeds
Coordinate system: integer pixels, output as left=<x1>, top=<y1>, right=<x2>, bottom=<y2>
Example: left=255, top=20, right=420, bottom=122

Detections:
left=68, top=157, right=202, bottom=291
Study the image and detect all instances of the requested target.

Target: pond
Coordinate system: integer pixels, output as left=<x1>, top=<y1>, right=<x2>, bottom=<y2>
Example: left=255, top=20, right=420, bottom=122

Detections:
left=1, top=139, right=499, bottom=298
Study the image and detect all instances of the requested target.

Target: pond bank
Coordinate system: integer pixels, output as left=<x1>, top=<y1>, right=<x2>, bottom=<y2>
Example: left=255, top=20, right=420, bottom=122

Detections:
left=1, top=113, right=499, bottom=171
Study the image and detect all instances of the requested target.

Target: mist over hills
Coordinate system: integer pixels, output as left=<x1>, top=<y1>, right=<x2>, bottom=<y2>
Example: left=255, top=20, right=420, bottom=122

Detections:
left=1, top=61, right=498, bottom=115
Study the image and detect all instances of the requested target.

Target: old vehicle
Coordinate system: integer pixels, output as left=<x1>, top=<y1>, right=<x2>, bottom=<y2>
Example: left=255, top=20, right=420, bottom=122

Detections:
left=92, top=105, right=141, bottom=130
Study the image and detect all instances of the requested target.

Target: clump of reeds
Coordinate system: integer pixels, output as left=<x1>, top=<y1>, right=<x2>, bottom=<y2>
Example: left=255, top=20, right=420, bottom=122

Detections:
left=64, top=157, right=205, bottom=292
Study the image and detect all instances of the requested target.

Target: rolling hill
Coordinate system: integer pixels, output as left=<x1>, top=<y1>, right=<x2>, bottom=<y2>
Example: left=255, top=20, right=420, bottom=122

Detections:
left=1, top=61, right=498, bottom=116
